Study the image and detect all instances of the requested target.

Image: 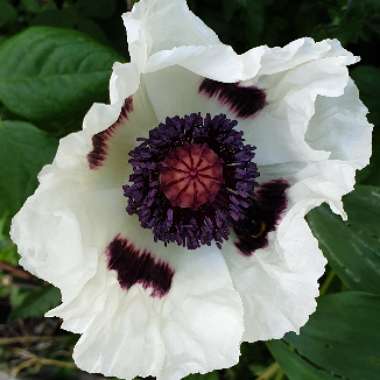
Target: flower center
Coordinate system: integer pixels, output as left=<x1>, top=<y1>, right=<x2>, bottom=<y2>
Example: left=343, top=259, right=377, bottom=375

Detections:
left=159, top=144, right=223, bottom=209
left=124, top=113, right=259, bottom=250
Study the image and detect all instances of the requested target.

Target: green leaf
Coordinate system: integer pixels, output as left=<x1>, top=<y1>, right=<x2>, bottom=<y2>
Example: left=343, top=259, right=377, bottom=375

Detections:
left=10, top=285, right=61, bottom=320
left=31, top=8, right=108, bottom=44
left=284, top=292, right=380, bottom=380
left=75, top=0, right=117, bottom=20
left=9, top=286, right=29, bottom=310
left=351, top=65, right=379, bottom=185
left=0, top=215, right=18, bottom=265
left=222, top=0, right=247, bottom=21
left=0, top=121, right=58, bottom=217
left=21, top=0, right=55, bottom=14
left=351, top=65, right=380, bottom=126
left=0, top=0, right=17, bottom=28
left=308, top=185, right=380, bottom=295
left=267, top=340, right=335, bottom=380
left=185, top=373, right=219, bottom=380
left=0, top=27, right=123, bottom=128
left=356, top=132, right=379, bottom=186
left=245, top=1, right=265, bottom=47
left=0, top=243, right=18, bottom=266
left=21, top=0, right=43, bottom=13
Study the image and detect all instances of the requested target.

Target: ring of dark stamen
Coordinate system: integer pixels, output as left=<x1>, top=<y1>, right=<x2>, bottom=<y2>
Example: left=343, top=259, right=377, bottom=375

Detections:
left=124, top=113, right=259, bottom=250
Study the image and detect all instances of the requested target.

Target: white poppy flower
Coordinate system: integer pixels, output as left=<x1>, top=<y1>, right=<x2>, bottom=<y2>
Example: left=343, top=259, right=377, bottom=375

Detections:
left=11, top=0, right=372, bottom=379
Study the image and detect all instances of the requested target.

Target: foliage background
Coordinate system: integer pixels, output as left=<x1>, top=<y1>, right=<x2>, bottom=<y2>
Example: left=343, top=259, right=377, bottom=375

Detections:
left=0, top=0, right=379, bottom=379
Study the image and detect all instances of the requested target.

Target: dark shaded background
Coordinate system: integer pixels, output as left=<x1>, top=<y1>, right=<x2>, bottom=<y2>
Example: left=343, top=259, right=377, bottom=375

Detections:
left=0, top=1, right=379, bottom=380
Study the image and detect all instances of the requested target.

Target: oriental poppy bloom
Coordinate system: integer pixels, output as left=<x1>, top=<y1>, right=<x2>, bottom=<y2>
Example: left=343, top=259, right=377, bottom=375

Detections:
left=11, top=0, right=372, bottom=379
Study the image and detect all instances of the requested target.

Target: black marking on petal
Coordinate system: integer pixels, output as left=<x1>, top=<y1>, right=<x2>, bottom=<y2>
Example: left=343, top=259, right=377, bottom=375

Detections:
left=234, top=180, right=289, bottom=256
left=199, top=79, right=266, bottom=119
left=106, top=234, right=174, bottom=298
left=87, top=97, right=133, bottom=169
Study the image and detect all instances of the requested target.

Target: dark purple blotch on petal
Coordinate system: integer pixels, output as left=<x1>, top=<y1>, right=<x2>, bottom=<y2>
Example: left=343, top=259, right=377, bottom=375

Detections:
left=87, top=97, right=133, bottom=169
left=199, top=79, right=266, bottom=119
left=106, top=234, right=174, bottom=298
left=234, top=180, right=289, bottom=256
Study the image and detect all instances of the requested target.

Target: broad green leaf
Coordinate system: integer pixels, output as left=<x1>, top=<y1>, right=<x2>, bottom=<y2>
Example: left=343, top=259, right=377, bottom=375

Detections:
left=352, top=65, right=380, bottom=185
left=0, top=243, right=18, bottom=266
left=185, top=373, right=219, bottom=380
left=222, top=0, right=247, bottom=21
left=0, top=121, right=58, bottom=217
left=308, top=186, right=380, bottom=295
left=9, top=286, right=29, bottom=310
left=285, top=292, right=380, bottom=380
left=31, top=8, right=108, bottom=44
left=245, top=1, right=265, bottom=47
left=0, top=0, right=17, bottom=28
left=267, top=340, right=335, bottom=380
left=357, top=126, right=379, bottom=186
left=0, top=215, right=18, bottom=265
left=21, top=0, right=44, bottom=13
left=10, top=285, right=61, bottom=320
left=21, top=0, right=55, bottom=14
left=0, top=27, right=123, bottom=127
left=76, top=0, right=117, bottom=20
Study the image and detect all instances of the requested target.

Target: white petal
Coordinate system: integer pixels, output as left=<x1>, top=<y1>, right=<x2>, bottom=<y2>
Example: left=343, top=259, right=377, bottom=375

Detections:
left=109, top=62, right=140, bottom=104
left=10, top=178, right=116, bottom=303
left=306, top=79, right=372, bottom=169
left=222, top=177, right=327, bottom=342
left=49, top=210, right=244, bottom=380
left=140, top=38, right=361, bottom=170
left=238, top=39, right=359, bottom=166
left=124, top=0, right=218, bottom=55
left=123, top=0, right=264, bottom=81
left=221, top=79, right=372, bottom=339
left=258, top=77, right=372, bottom=217
left=123, top=0, right=217, bottom=71
left=12, top=45, right=244, bottom=379
left=257, top=38, right=357, bottom=76
left=11, top=73, right=156, bottom=302
left=143, top=66, right=205, bottom=121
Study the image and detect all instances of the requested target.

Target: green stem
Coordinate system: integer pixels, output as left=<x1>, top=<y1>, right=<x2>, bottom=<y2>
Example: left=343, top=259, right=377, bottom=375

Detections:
left=257, top=362, right=280, bottom=380
left=0, top=336, right=68, bottom=345
left=320, top=271, right=336, bottom=296
left=274, top=368, right=285, bottom=380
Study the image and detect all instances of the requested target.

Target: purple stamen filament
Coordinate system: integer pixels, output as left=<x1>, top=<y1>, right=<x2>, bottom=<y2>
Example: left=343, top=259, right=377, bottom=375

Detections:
left=124, top=113, right=259, bottom=250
